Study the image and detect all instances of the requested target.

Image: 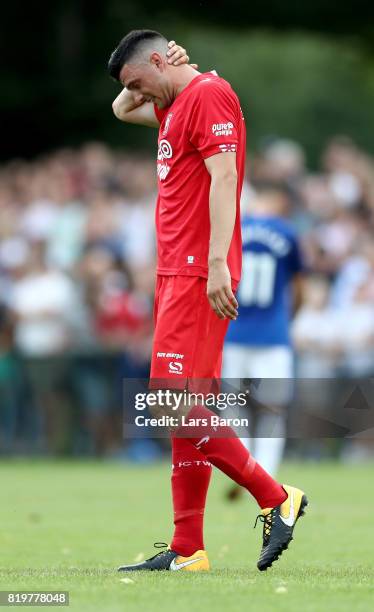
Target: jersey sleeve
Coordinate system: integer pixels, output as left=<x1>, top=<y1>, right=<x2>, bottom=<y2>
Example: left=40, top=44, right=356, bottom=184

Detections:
left=288, top=234, right=304, bottom=276
left=153, top=103, right=168, bottom=125
left=188, top=82, right=240, bottom=159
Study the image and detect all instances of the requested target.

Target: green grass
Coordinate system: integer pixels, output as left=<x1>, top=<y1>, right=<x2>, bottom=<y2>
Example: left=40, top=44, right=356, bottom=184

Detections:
left=0, top=459, right=373, bottom=611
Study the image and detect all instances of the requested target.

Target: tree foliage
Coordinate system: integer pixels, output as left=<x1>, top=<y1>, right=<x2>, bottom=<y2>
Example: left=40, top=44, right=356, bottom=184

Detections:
left=1, top=1, right=374, bottom=161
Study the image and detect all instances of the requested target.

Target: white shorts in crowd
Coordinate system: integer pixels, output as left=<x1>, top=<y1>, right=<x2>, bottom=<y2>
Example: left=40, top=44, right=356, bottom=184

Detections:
left=223, top=344, right=294, bottom=406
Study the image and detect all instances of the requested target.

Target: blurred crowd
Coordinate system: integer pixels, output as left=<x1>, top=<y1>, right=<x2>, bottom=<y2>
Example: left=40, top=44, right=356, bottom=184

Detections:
left=0, top=137, right=373, bottom=457
left=252, top=136, right=374, bottom=379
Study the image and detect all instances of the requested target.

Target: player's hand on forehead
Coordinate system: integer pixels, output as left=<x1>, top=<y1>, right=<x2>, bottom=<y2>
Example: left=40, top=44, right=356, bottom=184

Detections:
left=166, top=40, right=198, bottom=69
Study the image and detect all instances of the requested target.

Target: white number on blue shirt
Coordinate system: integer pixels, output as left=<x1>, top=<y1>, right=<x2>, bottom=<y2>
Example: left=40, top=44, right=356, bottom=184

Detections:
left=238, top=252, right=276, bottom=307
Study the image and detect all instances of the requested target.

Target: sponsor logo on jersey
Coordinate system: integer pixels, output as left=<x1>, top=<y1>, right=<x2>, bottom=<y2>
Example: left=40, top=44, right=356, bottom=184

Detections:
left=212, top=122, right=234, bottom=136
left=187, top=255, right=194, bottom=264
left=156, top=352, right=184, bottom=360
left=168, top=361, right=183, bottom=374
left=157, top=139, right=173, bottom=181
left=157, top=139, right=173, bottom=161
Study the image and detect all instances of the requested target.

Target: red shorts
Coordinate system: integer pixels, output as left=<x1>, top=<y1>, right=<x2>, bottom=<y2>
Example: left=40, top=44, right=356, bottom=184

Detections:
left=150, top=275, right=230, bottom=390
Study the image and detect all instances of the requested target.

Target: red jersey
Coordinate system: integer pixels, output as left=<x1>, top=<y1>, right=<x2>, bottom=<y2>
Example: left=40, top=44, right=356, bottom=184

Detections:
left=153, top=72, right=246, bottom=285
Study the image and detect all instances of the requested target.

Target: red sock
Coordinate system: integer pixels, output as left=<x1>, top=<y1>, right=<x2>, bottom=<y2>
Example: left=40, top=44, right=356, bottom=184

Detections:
left=170, top=436, right=212, bottom=556
left=180, top=405, right=287, bottom=509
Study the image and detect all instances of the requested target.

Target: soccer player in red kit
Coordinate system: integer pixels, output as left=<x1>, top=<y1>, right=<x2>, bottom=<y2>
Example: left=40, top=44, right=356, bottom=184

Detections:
left=108, top=30, right=307, bottom=572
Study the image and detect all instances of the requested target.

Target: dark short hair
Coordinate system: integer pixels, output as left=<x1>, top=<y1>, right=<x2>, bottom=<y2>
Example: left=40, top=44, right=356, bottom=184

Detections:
left=108, top=29, right=167, bottom=82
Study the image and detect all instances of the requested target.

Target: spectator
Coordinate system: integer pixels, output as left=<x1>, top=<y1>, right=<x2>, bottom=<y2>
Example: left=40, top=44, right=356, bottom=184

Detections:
left=0, top=136, right=373, bottom=458
left=7, top=240, right=78, bottom=454
left=292, top=275, right=343, bottom=377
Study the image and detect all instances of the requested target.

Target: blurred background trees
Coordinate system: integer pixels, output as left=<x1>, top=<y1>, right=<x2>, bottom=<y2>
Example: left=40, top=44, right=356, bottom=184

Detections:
left=1, top=1, right=374, bottom=164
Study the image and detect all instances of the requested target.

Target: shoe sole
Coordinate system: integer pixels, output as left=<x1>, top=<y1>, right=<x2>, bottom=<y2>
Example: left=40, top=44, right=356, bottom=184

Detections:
left=258, top=494, right=309, bottom=571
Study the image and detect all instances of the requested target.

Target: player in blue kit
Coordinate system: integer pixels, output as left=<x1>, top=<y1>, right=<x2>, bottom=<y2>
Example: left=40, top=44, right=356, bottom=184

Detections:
left=224, top=185, right=304, bottom=488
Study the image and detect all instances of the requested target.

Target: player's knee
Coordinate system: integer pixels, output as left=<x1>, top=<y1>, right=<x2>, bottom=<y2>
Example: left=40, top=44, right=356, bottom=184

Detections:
left=148, top=403, right=166, bottom=419
left=148, top=402, right=180, bottom=419
left=147, top=391, right=191, bottom=420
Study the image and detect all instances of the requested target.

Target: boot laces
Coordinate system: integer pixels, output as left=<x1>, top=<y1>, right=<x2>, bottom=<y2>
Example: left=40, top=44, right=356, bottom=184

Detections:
left=146, top=542, right=169, bottom=561
left=254, top=511, right=275, bottom=546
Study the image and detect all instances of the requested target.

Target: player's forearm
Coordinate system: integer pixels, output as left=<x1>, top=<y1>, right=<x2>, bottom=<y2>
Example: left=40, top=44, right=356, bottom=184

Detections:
left=208, top=171, right=238, bottom=264
left=112, top=87, right=143, bottom=121
left=292, top=275, right=304, bottom=315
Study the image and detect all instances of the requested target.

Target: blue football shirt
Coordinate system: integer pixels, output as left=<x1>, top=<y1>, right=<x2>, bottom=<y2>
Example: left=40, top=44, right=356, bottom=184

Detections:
left=226, top=215, right=303, bottom=346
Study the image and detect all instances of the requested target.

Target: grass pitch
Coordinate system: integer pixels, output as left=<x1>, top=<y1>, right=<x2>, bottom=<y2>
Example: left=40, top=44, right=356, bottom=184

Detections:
left=0, top=459, right=373, bottom=611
